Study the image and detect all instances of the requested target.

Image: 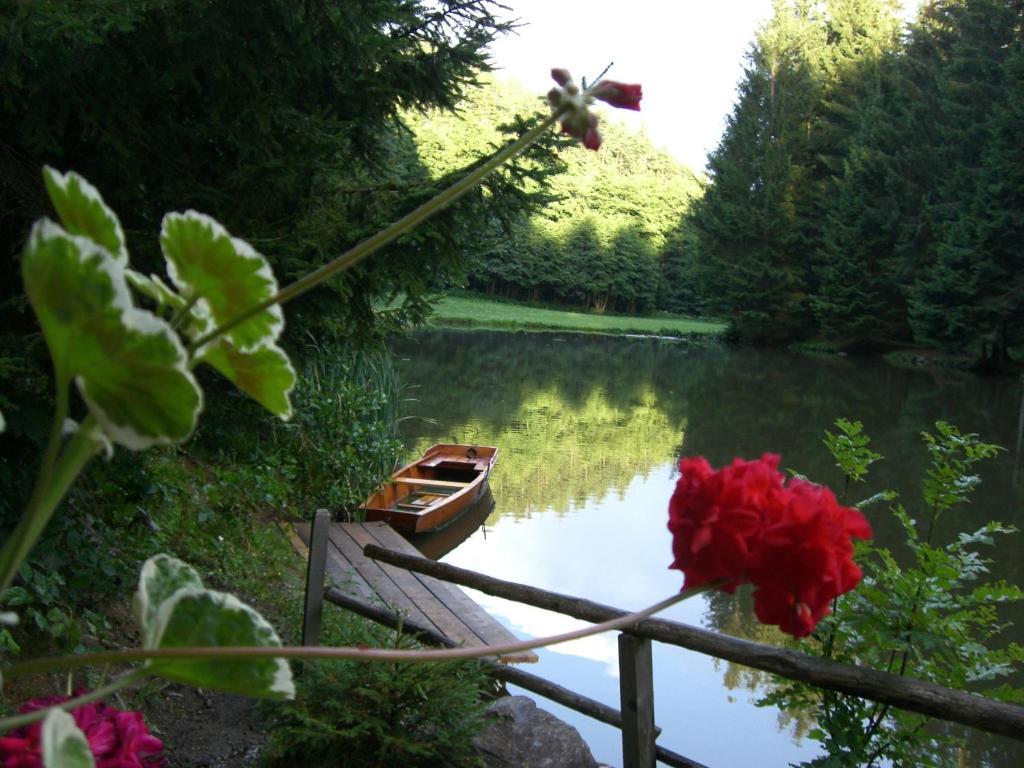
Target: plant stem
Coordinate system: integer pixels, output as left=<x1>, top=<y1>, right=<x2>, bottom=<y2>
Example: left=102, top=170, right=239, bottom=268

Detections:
left=188, top=111, right=562, bottom=353
left=0, top=669, right=148, bottom=733
left=0, top=416, right=102, bottom=593
left=171, top=294, right=201, bottom=332
left=4, top=584, right=718, bottom=683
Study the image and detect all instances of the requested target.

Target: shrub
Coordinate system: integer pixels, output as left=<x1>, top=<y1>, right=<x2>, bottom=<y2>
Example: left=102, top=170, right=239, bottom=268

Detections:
left=263, top=629, right=489, bottom=768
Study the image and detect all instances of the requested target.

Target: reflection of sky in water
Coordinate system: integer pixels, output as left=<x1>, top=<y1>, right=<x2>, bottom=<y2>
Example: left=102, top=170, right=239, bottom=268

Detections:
left=445, top=462, right=820, bottom=768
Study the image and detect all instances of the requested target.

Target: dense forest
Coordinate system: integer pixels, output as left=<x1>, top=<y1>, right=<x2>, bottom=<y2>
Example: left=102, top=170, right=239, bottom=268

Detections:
left=0, top=0, right=556, bottom=620
left=397, top=0, right=1023, bottom=365
left=0, top=0, right=566, bottom=472
left=408, top=79, right=702, bottom=315
left=688, top=0, right=1023, bottom=362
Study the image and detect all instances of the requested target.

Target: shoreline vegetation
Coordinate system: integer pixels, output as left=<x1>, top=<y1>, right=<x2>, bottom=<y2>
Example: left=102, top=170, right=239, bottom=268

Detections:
left=425, top=293, right=726, bottom=338
left=429, top=294, right=1024, bottom=375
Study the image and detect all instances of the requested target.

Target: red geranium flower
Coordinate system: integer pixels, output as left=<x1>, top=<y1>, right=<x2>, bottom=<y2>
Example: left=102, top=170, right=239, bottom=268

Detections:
left=668, top=455, right=871, bottom=638
left=0, top=693, right=165, bottom=768
left=668, top=454, right=785, bottom=592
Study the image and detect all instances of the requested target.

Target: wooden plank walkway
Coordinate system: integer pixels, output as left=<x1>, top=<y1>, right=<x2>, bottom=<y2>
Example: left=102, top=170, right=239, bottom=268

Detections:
left=290, top=520, right=537, bottom=664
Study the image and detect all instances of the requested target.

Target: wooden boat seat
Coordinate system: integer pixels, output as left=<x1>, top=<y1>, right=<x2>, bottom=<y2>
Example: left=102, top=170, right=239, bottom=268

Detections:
left=397, top=478, right=473, bottom=488
left=420, top=455, right=490, bottom=472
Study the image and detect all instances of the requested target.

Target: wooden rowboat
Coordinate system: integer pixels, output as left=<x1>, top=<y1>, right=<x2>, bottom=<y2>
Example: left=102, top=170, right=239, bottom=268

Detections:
left=360, top=444, right=498, bottom=533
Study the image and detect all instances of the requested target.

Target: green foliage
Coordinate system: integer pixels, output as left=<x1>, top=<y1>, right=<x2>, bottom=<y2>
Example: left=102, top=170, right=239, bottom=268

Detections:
left=133, top=553, right=294, bottom=699
left=0, top=563, right=109, bottom=655
left=0, top=0, right=513, bottom=338
left=687, top=0, right=1024, bottom=358
left=762, top=420, right=1023, bottom=767
left=262, top=346, right=403, bottom=515
left=407, top=79, right=701, bottom=315
left=263, top=630, right=489, bottom=768
left=823, top=418, right=881, bottom=486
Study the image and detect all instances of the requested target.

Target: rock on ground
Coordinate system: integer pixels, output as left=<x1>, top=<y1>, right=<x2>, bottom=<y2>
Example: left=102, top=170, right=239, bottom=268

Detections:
left=474, top=695, right=603, bottom=768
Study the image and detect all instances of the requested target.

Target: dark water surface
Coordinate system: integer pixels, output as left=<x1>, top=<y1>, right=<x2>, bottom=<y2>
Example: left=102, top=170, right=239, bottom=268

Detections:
left=391, top=330, right=1024, bottom=768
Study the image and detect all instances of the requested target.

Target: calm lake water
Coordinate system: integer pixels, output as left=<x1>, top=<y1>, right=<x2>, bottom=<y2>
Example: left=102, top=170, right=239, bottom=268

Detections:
left=391, top=330, right=1024, bottom=768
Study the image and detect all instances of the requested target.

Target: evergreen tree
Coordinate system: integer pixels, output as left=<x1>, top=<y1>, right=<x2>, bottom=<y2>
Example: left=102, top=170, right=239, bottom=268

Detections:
left=906, top=0, right=1021, bottom=353
left=0, top=0, right=515, bottom=340
left=689, top=0, right=827, bottom=342
left=964, top=30, right=1024, bottom=364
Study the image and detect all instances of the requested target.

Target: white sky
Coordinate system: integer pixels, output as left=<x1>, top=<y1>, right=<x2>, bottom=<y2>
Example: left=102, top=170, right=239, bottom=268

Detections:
left=487, top=1, right=920, bottom=171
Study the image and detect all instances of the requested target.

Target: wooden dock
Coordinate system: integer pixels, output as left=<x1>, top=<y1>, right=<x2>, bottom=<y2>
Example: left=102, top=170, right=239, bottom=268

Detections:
left=289, top=519, right=537, bottom=663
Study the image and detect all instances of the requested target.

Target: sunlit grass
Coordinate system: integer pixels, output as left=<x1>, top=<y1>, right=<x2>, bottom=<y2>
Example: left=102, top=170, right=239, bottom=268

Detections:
left=426, top=294, right=726, bottom=336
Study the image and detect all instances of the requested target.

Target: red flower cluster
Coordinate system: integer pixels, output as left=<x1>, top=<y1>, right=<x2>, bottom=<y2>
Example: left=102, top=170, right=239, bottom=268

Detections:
left=668, top=454, right=871, bottom=638
left=548, top=68, right=642, bottom=151
left=0, top=694, right=165, bottom=768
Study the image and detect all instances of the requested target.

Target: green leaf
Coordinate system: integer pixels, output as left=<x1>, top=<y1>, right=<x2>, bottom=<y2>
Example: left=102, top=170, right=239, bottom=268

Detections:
left=160, top=211, right=283, bottom=350
left=126, top=270, right=187, bottom=312
left=135, top=554, right=204, bottom=647
left=43, top=167, right=127, bottom=265
left=197, top=340, right=295, bottom=419
left=42, top=709, right=95, bottom=768
left=22, top=221, right=202, bottom=449
left=148, top=587, right=294, bottom=699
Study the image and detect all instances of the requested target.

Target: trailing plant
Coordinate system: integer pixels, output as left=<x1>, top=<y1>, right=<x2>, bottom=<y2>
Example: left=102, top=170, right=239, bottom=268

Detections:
left=761, top=419, right=1024, bottom=767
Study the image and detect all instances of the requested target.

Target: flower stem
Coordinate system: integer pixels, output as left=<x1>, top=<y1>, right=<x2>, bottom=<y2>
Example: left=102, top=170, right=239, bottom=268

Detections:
left=0, top=669, right=148, bottom=733
left=0, top=416, right=102, bottom=593
left=5, top=584, right=717, bottom=682
left=188, top=111, right=562, bottom=353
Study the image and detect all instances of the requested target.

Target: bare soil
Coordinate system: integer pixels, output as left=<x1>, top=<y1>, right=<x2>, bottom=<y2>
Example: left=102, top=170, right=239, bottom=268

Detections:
left=143, top=685, right=267, bottom=768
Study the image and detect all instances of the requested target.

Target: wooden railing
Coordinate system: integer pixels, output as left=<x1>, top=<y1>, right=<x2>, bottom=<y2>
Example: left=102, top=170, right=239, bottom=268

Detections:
left=301, top=511, right=1024, bottom=768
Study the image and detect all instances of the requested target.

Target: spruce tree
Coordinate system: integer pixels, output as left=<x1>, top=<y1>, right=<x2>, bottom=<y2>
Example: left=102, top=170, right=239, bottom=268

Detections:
left=690, top=0, right=826, bottom=342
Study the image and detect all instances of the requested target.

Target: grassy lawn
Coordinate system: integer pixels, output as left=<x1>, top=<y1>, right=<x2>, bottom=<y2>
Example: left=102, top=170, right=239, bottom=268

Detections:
left=427, top=295, right=726, bottom=337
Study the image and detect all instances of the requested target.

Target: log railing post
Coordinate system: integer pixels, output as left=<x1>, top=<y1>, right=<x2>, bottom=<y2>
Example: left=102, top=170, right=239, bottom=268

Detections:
left=619, top=633, right=656, bottom=768
left=301, top=509, right=331, bottom=646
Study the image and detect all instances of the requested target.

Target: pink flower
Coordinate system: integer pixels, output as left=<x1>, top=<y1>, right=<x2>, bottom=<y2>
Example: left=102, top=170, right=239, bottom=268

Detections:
left=668, top=455, right=871, bottom=638
left=0, top=693, right=165, bottom=768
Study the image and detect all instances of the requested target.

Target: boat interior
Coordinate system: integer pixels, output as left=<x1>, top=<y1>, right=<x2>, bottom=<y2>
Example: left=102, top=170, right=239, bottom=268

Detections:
left=368, top=452, right=490, bottom=513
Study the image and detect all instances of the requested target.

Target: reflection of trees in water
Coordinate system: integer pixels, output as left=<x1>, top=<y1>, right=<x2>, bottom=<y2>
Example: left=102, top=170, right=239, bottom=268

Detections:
left=395, top=331, right=1023, bottom=581
left=393, top=331, right=690, bottom=516
left=670, top=349, right=1024, bottom=592
left=395, top=332, right=1024, bottom=765
left=702, top=590, right=816, bottom=742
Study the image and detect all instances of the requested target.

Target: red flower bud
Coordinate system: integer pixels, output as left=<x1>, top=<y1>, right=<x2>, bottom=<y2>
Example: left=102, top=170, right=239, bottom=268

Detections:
left=551, top=68, right=572, bottom=87
left=590, top=80, right=643, bottom=111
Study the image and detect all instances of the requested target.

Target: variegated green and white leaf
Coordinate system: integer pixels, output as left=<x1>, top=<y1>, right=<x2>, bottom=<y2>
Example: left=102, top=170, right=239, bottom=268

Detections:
left=148, top=587, right=294, bottom=700
left=42, top=709, right=95, bottom=768
left=160, top=211, right=283, bottom=351
left=126, top=269, right=187, bottom=312
left=22, top=220, right=202, bottom=449
left=43, top=167, right=127, bottom=265
left=135, top=554, right=205, bottom=647
left=197, top=340, right=295, bottom=420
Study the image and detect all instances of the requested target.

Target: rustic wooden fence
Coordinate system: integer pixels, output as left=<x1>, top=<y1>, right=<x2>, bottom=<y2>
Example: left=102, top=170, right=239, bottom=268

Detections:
left=301, top=511, right=1024, bottom=768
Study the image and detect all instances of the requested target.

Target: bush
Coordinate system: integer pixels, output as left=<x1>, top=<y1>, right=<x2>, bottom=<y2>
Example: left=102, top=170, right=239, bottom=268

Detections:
left=263, top=628, right=490, bottom=768
left=762, top=420, right=1024, bottom=767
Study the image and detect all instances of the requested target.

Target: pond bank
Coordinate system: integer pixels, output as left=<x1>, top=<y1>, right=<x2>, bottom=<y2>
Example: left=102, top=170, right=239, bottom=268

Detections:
left=426, top=294, right=726, bottom=339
